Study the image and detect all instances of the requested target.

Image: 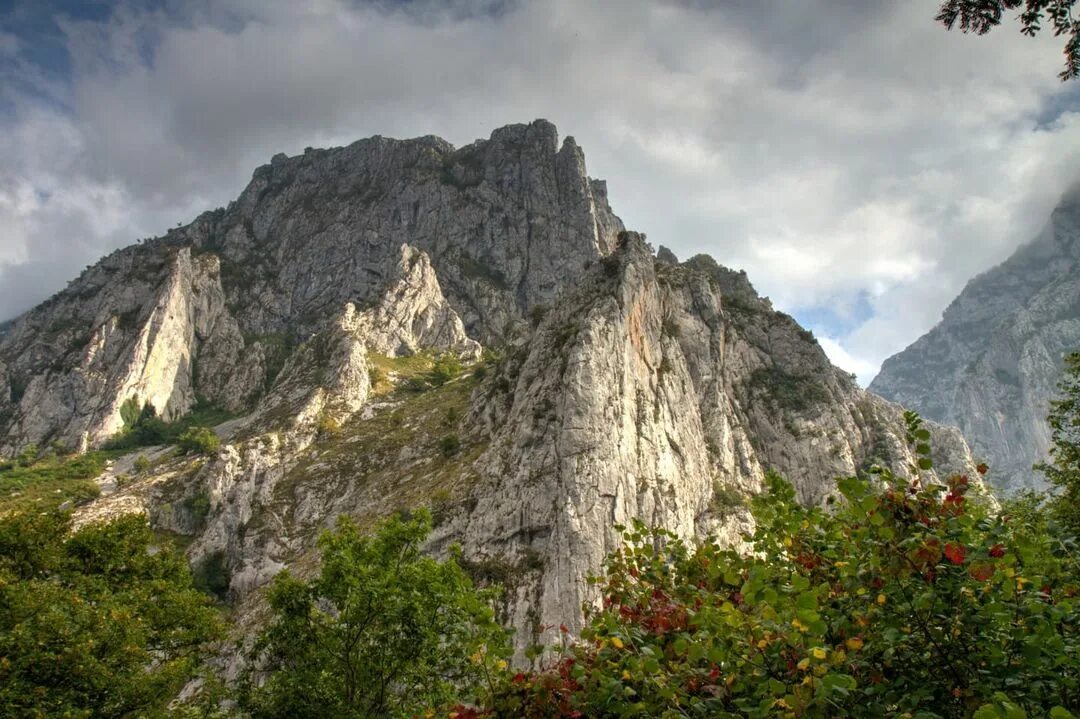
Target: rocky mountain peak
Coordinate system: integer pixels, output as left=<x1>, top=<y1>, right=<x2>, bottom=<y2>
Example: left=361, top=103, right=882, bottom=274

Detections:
left=1, top=121, right=984, bottom=667
left=871, top=185, right=1080, bottom=491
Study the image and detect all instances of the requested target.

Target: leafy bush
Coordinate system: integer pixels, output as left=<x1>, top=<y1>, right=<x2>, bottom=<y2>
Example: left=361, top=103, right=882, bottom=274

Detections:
left=68, top=480, right=101, bottom=506
left=183, top=490, right=212, bottom=526
left=440, top=434, right=462, bottom=457
left=177, top=426, right=220, bottom=456
left=454, top=419, right=1080, bottom=718
left=241, top=510, right=509, bottom=719
left=0, top=512, right=222, bottom=717
left=316, top=414, right=342, bottom=439
left=428, top=355, right=464, bottom=387
left=104, top=398, right=232, bottom=451
left=133, top=454, right=151, bottom=474
left=15, top=443, right=38, bottom=467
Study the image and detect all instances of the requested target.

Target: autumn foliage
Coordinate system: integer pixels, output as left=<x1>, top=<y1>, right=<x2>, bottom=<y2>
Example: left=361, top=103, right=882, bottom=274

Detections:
left=442, top=414, right=1080, bottom=718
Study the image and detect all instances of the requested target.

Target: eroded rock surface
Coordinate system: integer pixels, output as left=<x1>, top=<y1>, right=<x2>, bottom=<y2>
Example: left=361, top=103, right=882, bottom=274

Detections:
left=872, top=187, right=1080, bottom=492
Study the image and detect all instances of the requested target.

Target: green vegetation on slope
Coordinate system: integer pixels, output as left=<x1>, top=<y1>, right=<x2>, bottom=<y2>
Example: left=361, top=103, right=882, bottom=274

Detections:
left=103, top=396, right=235, bottom=452
left=261, top=354, right=491, bottom=539
left=0, top=449, right=128, bottom=514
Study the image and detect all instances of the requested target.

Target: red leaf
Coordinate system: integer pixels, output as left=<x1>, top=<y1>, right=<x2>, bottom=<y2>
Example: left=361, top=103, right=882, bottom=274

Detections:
left=944, top=543, right=967, bottom=565
left=989, top=543, right=1005, bottom=558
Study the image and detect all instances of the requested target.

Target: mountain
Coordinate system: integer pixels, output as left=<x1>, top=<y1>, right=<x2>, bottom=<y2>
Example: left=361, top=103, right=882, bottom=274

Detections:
left=0, top=120, right=979, bottom=661
left=871, top=187, right=1080, bottom=492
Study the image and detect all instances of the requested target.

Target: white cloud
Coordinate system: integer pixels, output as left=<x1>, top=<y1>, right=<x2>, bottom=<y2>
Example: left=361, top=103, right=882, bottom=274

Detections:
left=1, top=0, right=1079, bottom=381
left=817, top=336, right=879, bottom=387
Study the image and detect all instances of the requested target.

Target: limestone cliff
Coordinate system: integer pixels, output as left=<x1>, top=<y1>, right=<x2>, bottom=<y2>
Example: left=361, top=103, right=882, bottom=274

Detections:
left=1, top=120, right=981, bottom=665
left=871, top=186, right=1080, bottom=492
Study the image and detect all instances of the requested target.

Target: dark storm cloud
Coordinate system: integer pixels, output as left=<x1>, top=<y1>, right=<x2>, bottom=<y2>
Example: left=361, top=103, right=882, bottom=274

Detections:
left=1, top=0, right=1078, bottom=382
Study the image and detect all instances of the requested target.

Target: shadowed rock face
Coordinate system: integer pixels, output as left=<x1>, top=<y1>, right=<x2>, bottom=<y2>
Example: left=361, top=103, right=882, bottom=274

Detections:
left=871, top=187, right=1080, bottom=493
left=1, top=120, right=981, bottom=667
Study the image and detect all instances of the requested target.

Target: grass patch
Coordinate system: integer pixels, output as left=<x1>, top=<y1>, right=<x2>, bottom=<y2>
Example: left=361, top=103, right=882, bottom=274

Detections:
left=0, top=449, right=128, bottom=514
left=367, top=352, right=466, bottom=395
left=258, top=367, right=487, bottom=540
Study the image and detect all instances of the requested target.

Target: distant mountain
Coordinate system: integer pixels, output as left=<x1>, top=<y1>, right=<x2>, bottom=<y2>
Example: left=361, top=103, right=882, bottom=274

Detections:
left=0, top=120, right=979, bottom=662
left=871, top=186, right=1080, bottom=492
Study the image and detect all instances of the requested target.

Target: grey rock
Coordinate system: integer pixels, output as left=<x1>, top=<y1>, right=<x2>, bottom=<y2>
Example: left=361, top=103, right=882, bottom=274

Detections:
left=459, top=232, right=977, bottom=656
left=656, top=245, right=679, bottom=265
left=871, top=186, right=1080, bottom=492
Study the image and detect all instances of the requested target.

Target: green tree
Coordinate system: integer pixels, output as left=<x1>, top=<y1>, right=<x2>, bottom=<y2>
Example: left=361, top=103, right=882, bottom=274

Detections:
left=1039, top=352, right=1080, bottom=532
left=0, top=512, right=222, bottom=718
left=178, top=426, right=221, bottom=456
left=242, top=509, right=510, bottom=719
left=461, top=421, right=1080, bottom=718
left=937, top=0, right=1080, bottom=80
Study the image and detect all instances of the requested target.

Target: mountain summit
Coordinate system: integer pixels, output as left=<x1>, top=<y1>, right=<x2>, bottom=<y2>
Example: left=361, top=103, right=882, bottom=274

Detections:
left=871, top=186, right=1080, bottom=492
left=0, top=121, right=978, bottom=658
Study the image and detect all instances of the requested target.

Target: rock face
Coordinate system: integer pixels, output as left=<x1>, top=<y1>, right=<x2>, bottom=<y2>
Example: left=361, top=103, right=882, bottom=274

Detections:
left=1, top=120, right=982, bottom=665
left=871, top=187, right=1080, bottom=492
left=0, top=119, right=619, bottom=454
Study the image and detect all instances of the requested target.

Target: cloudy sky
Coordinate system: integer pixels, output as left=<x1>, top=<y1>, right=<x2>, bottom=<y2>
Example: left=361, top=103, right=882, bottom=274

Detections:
left=2, top=0, right=1079, bottom=384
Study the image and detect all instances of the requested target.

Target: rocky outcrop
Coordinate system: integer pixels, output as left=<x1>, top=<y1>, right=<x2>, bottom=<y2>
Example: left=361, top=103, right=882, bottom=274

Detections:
left=0, top=248, right=257, bottom=454
left=354, top=244, right=482, bottom=360
left=871, top=186, right=1080, bottom=492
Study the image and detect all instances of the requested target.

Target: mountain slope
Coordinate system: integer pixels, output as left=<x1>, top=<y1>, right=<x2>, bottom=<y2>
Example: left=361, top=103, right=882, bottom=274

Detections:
left=1, top=120, right=980, bottom=663
left=871, top=187, right=1080, bottom=492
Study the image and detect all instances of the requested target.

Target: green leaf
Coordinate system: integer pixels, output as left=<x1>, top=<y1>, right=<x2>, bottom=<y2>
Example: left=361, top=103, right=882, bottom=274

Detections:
left=917, top=457, right=933, bottom=470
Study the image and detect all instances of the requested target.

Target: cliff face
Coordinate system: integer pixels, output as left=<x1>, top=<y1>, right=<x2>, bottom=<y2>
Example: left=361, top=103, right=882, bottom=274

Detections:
left=2, top=120, right=980, bottom=661
left=871, top=188, right=1080, bottom=492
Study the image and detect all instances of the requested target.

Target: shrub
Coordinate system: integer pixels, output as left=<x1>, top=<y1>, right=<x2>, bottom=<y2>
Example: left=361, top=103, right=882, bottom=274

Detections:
left=710, top=480, right=747, bottom=518
left=428, top=355, right=464, bottom=387
left=177, top=426, right=220, bottom=456
left=15, top=444, right=38, bottom=467
left=183, top=490, right=212, bottom=526
left=316, top=414, right=341, bottom=439
left=439, top=434, right=462, bottom=457
left=456, top=415, right=1080, bottom=718
left=133, top=454, right=151, bottom=474
left=69, top=481, right=101, bottom=506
